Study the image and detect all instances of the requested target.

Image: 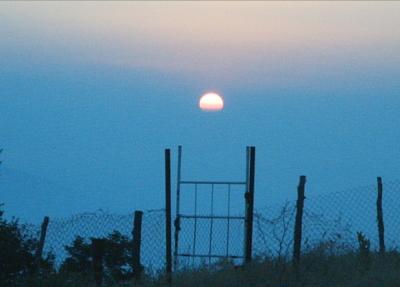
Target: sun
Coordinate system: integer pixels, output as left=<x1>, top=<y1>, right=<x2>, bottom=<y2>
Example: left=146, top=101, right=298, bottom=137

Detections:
left=199, top=92, right=224, bottom=111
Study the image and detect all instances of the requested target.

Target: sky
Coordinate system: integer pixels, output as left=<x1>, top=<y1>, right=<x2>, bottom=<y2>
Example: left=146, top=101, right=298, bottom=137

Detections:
left=1, top=1, right=400, bottom=222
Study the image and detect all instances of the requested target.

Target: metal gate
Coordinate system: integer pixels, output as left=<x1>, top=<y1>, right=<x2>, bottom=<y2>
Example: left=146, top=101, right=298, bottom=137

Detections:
left=173, top=146, right=256, bottom=268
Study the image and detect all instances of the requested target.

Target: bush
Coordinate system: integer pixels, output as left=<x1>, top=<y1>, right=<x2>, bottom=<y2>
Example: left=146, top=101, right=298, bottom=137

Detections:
left=60, top=231, right=135, bottom=283
left=0, top=205, right=54, bottom=285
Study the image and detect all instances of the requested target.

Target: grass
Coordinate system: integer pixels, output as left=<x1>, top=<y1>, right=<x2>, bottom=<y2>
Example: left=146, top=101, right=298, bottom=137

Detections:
left=17, top=249, right=400, bottom=287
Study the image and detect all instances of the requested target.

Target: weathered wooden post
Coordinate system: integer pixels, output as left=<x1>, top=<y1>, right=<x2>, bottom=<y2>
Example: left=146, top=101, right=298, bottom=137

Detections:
left=376, top=176, right=385, bottom=254
left=132, top=210, right=144, bottom=281
left=165, top=149, right=172, bottom=284
left=35, top=216, right=49, bottom=270
left=293, top=175, right=306, bottom=270
left=244, top=146, right=256, bottom=264
left=91, top=238, right=105, bottom=287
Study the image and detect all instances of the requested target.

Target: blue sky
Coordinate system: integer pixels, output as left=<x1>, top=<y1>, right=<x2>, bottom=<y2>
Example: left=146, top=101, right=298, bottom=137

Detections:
left=1, top=2, right=400, bottom=222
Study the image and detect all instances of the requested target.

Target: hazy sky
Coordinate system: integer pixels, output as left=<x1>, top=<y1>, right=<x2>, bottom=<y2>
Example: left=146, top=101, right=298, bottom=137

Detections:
left=1, top=2, right=400, bottom=222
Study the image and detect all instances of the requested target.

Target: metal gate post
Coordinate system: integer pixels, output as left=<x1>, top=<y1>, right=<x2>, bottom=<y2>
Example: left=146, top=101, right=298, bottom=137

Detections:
left=165, top=149, right=172, bottom=283
left=244, top=146, right=256, bottom=264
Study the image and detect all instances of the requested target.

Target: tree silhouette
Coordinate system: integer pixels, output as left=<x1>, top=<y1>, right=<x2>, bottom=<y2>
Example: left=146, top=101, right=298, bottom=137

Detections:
left=60, top=236, right=92, bottom=274
left=103, top=231, right=134, bottom=281
left=60, top=231, right=134, bottom=282
left=0, top=206, right=54, bottom=285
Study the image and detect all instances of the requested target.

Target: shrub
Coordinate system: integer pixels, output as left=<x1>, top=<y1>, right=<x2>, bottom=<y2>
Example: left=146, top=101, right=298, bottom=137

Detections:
left=0, top=205, right=54, bottom=285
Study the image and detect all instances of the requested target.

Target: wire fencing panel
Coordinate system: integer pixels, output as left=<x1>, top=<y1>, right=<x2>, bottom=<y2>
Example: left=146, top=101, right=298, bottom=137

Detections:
left=20, top=179, right=400, bottom=277
left=379, top=180, right=400, bottom=249
left=302, top=184, right=376, bottom=253
left=254, top=201, right=297, bottom=260
left=177, top=216, right=245, bottom=268
left=302, top=180, right=400, bottom=253
left=141, top=209, right=166, bottom=275
left=175, top=182, right=247, bottom=269
left=44, top=211, right=133, bottom=267
left=253, top=179, right=400, bottom=262
left=41, top=209, right=165, bottom=275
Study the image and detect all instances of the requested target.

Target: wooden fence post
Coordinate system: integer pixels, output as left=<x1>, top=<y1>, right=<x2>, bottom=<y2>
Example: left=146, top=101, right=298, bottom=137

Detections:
left=376, top=176, right=385, bottom=254
left=293, top=175, right=306, bottom=269
left=35, top=216, right=49, bottom=269
left=132, top=210, right=144, bottom=281
left=165, top=149, right=172, bottom=284
left=244, top=146, right=256, bottom=264
left=91, top=238, right=105, bottom=287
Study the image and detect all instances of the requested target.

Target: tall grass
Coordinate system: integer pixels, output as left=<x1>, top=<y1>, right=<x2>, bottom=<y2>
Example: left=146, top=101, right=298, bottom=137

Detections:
left=22, top=248, right=400, bottom=287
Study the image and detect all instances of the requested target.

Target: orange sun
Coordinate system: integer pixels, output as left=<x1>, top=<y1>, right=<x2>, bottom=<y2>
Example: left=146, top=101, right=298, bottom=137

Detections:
left=199, top=92, right=224, bottom=111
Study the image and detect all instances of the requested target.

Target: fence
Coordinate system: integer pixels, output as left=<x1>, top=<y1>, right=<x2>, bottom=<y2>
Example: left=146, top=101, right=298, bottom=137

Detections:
left=253, top=178, right=400, bottom=261
left=17, top=177, right=400, bottom=282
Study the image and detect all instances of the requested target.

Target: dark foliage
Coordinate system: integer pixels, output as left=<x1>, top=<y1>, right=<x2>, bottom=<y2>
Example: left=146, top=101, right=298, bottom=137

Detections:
left=103, top=231, right=134, bottom=281
left=0, top=205, right=54, bottom=286
left=60, top=236, right=92, bottom=274
left=60, top=231, right=135, bottom=282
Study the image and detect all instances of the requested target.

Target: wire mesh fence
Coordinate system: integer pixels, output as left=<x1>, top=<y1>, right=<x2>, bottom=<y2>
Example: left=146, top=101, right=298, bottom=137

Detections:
left=253, top=179, right=400, bottom=261
left=24, top=209, right=166, bottom=277
left=15, top=179, right=400, bottom=279
left=141, top=209, right=166, bottom=275
left=44, top=210, right=133, bottom=266
left=176, top=216, right=245, bottom=268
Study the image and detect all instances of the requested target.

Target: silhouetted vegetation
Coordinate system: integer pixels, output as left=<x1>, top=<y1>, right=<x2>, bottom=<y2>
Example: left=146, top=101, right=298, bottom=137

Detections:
left=60, top=231, right=135, bottom=282
left=0, top=205, right=54, bottom=286
left=8, top=249, right=400, bottom=287
left=2, top=204, right=400, bottom=286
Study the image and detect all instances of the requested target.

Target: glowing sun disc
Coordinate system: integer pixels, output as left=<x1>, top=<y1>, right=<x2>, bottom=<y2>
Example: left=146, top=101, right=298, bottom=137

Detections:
left=199, top=92, right=224, bottom=111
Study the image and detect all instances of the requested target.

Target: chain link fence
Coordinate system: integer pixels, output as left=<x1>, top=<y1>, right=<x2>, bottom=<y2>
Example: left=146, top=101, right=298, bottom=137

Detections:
left=254, top=179, right=400, bottom=261
left=19, top=179, right=400, bottom=279
left=24, top=209, right=166, bottom=277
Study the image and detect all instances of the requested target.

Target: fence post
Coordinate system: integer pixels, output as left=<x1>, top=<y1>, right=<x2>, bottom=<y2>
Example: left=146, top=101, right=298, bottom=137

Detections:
left=91, top=238, right=105, bottom=287
left=244, top=146, right=256, bottom=264
left=132, top=210, right=144, bottom=281
left=293, top=175, right=306, bottom=269
left=165, top=149, right=172, bottom=284
left=35, top=216, right=49, bottom=269
left=376, top=176, right=385, bottom=254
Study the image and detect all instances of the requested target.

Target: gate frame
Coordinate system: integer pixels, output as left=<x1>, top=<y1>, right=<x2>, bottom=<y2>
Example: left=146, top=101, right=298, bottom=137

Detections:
left=173, top=146, right=256, bottom=269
